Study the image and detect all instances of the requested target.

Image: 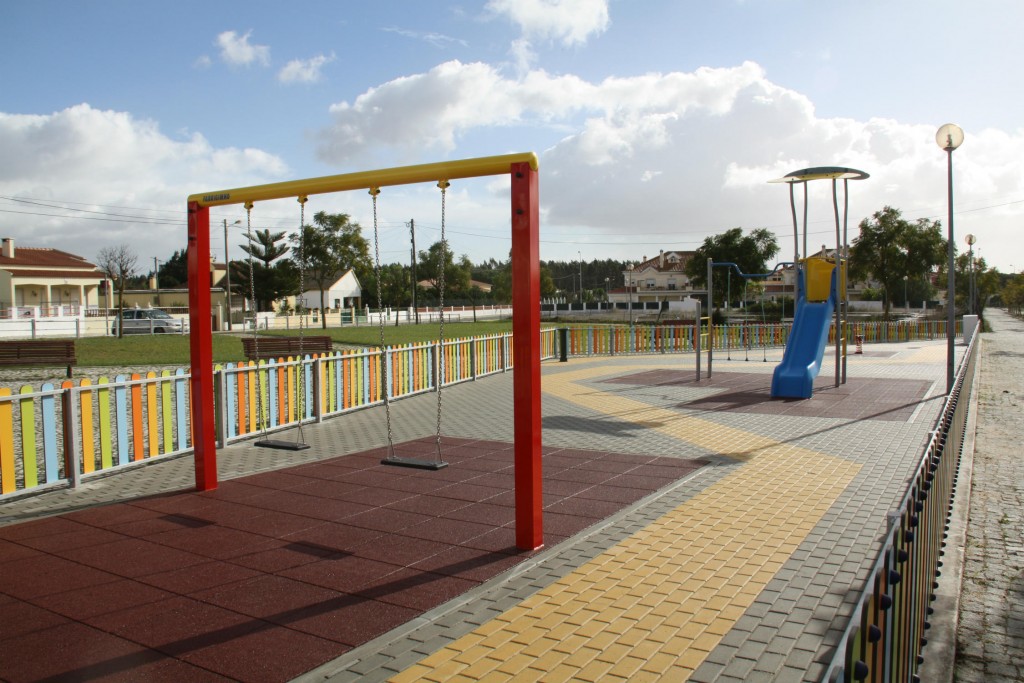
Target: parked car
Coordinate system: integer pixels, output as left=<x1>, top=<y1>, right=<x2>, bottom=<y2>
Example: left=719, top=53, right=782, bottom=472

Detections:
left=111, top=309, right=188, bottom=335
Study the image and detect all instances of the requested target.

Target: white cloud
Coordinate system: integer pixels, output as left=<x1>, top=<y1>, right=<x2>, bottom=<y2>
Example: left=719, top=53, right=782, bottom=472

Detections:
left=382, top=27, right=468, bottom=49
left=216, top=30, right=270, bottom=67
left=278, top=53, right=335, bottom=84
left=486, top=0, right=610, bottom=46
left=314, top=59, right=1024, bottom=269
left=0, top=104, right=289, bottom=261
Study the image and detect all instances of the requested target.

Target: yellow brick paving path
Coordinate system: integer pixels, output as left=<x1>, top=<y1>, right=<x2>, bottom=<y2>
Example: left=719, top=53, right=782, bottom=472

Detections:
left=391, top=362, right=861, bottom=682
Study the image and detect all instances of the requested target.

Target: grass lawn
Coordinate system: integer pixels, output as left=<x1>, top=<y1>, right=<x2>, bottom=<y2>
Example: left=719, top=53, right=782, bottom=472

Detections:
left=73, top=321, right=558, bottom=367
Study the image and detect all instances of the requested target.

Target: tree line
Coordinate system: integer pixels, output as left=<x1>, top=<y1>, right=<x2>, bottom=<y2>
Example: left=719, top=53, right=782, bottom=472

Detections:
left=97, top=204, right=1012, bottom=327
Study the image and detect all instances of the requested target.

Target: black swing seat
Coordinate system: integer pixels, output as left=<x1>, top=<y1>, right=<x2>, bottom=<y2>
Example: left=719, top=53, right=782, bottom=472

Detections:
left=255, top=439, right=311, bottom=451
left=381, top=455, right=449, bottom=470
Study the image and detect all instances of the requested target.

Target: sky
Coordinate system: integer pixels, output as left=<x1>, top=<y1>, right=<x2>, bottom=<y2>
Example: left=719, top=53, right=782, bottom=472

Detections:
left=2, top=0, right=1023, bottom=280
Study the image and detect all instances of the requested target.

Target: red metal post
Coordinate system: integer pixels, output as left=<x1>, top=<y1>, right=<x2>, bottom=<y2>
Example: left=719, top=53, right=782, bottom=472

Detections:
left=511, top=162, right=542, bottom=550
left=187, top=201, right=218, bottom=490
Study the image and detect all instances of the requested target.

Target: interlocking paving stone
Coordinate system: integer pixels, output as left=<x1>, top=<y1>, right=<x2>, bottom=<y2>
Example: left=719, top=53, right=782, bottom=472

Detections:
left=1, top=338, right=970, bottom=682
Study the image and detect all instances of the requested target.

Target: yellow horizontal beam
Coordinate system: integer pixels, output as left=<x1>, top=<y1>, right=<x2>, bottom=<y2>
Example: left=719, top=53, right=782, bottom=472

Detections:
left=188, top=152, right=539, bottom=207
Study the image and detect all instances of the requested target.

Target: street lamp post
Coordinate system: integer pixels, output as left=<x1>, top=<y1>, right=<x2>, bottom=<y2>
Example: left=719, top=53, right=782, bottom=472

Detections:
left=628, top=263, right=634, bottom=325
left=604, top=277, right=610, bottom=307
left=223, top=218, right=241, bottom=331
left=965, top=234, right=976, bottom=315
left=936, top=123, right=964, bottom=393
left=903, top=275, right=909, bottom=313
left=578, top=251, right=583, bottom=304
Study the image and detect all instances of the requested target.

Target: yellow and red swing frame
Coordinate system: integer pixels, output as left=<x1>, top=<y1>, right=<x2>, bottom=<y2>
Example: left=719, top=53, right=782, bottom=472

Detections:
left=186, top=152, right=544, bottom=549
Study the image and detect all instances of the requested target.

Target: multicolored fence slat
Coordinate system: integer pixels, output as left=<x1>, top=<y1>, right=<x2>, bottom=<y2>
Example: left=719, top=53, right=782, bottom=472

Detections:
left=0, top=319, right=962, bottom=502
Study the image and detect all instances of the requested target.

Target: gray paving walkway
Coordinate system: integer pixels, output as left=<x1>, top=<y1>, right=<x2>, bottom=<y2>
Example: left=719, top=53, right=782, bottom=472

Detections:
left=953, top=309, right=1024, bottom=682
left=0, top=331, right=981, bottom=682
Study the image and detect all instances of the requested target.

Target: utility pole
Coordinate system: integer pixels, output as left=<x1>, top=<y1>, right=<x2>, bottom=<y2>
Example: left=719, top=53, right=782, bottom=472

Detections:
left=223, top=219, right=240, bottom=331
left=152, top=256, right=160, bottom=305
left=409, top=219, right=419, bottom=324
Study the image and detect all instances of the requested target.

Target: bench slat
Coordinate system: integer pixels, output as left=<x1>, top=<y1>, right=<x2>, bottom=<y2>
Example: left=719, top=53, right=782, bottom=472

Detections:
left=241, top=335, right=333, bottom=361
left=0, top=340, right=77, bottom=377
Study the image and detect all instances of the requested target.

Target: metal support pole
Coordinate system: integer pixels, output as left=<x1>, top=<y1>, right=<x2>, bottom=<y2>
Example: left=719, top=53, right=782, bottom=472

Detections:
left=946, top=149, right=956, bottom=393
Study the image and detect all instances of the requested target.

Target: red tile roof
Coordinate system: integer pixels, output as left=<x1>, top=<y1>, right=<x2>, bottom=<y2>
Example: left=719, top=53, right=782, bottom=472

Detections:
left=0, top=246, right=100, bottom=270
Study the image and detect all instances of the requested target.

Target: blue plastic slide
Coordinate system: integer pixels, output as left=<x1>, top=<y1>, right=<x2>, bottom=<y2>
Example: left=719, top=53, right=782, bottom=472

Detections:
left=770, top=295, right=835, bottom=399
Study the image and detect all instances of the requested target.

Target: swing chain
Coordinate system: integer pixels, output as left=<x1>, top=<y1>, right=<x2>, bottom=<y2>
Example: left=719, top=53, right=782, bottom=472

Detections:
left=295, top=196, right=308, bottom=442
left=370, top=188, right=395, bottom=457
left=435, top=180, right=449, bottom=458
left=244, top=203, right=268, bottom=437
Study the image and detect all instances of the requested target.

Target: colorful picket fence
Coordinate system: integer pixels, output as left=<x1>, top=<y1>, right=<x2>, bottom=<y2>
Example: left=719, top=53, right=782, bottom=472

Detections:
left=0, top=321, right=958, bottom=499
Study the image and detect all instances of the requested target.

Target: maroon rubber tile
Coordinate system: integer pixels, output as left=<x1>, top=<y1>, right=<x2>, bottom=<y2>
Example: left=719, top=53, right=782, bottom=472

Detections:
left=243, top=470, right=320, bottom=491
left=0, top=621, right=165, bottom=683
left=17, top=525, right=128, bottom=554
left=0, top=438, right=708, bottom=682
left=181, top=623, right=341, bottom=683
left=136, top=560, right=262, bottom=595
left=194, top=575, right=344, bottom=620
left=0, top=537, right=43, bottom=565
left=147, top=524, right=280, bottom=560
left=85, top=595, right=257, bottom=653
left=446, top=502, right=516, bottom=527
left=282, top=521, right=385, bottom=554
left=385, top=494, right=471, bottom=517
left=193, top=480, right=275, bottom=503
left=547, top=467, right=615, bottom=485
left=355, top=569, right=479, bottom=611
left=352, top=533, right=454, bottom=566
left=344, top=507, right=432, bottom=532
left=106, top=513, right=216, bottom=538
left=247, top=490, right=373, bottom=521
left=432, top=482, right=506, bottom=503
left=0, top=554, right=120, bottom=600
left=287, top=478, right=369, bottom=501
left=398, top=517, right=495, bottom=545
left=60, top=537, right=208, bottom=578
left=409, top=545, right=525, bottom=581
left=227, top=540, right=339, bottom=574
left=277, top=596, right=419, bottom=646
left=0, top=515, right=91, bottom=541
left=63, top=502, right=165, bottom=529
left=128, top=492, right=217, bottom=516
left=0, top=599, right=70, bottom=640
left=281, top=555, right=406, bottom=594
left=30, top=578, right=173, bottom=621
left=217, top=509, right=324, bottom=538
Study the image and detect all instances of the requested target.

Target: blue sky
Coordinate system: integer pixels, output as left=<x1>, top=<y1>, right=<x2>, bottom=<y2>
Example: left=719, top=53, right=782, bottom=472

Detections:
left=3, top=0, right=1023, bottom=275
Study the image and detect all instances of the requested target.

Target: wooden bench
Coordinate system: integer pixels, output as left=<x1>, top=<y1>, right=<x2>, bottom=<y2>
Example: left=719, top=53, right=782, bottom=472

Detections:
left=0, top=339, right=77, bottom=377
left=241, top=335, right=334, bottom=362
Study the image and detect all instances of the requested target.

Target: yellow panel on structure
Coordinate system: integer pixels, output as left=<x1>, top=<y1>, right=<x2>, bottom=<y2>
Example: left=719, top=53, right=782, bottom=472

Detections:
left=804, top=257, right=838, bottom=302
left=188, top=152, right=539, bottom=207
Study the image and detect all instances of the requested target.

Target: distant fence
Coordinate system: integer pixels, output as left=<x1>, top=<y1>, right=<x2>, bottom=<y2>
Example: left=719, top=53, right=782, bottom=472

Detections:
left=0, top=319, right=958, bottom=500
left=821, top=325, right=978, bottom=682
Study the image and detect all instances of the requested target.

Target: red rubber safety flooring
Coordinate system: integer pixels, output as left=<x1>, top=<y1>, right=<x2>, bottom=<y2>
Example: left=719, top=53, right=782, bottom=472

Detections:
left=0, top=438, right=706, bottom=683
left=607, top=370, right=933, bottom=422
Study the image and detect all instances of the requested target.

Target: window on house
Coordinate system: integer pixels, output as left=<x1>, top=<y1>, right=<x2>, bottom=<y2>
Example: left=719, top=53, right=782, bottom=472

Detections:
left=667, top=279, right=677, bottom=290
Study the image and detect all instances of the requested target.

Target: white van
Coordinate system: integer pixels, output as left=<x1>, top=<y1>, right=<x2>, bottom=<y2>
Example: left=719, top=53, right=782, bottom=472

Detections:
left=111, top=309, right=188, bottom=335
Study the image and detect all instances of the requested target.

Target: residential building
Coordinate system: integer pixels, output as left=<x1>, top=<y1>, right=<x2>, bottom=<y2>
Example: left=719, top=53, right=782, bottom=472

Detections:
left=0, top=238, right=106, bottom=317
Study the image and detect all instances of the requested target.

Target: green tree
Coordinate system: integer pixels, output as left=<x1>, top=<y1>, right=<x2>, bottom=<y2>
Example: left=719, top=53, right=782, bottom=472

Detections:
left=684, top=228, right=780, bottom=307
left=156, top=249, right=188, bottom=288
left=96, top=244, right=138, bottom=339
left=418, top=240, right=471, bottom=302
left=290, top=211, right=370, bottom=328
left=849, top=207, right=945, bottom=320
left=238, top=228, right=292, bottom=312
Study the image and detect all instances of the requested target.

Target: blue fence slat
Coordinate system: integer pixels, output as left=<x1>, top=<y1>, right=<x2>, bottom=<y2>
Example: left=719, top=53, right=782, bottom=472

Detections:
left=39, top=383, right=58, bottom=484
